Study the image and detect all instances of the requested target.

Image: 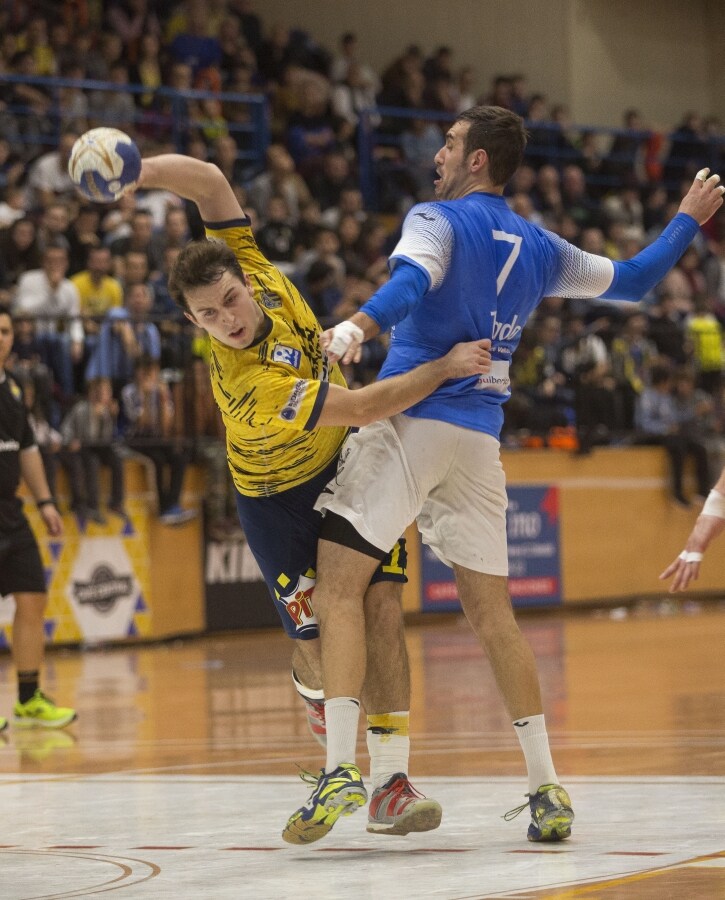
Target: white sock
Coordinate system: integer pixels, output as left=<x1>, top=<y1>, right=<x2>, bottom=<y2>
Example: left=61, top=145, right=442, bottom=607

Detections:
left=325, top=698, right=360, bottom=772
left=291, top=669, right=324, bottom=701
left=366, top=711, right=410, bottom=790
left=512, top=714, right=558, bottom=794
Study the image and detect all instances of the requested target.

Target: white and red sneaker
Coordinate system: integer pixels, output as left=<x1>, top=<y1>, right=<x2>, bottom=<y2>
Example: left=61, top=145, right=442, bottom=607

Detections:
left=366, top=773, right=442, bottom=835
left=301, top=695, right=326, bottom=748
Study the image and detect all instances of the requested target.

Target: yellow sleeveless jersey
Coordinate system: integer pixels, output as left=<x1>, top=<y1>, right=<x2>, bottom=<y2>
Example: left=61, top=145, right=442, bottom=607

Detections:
left=204, top=219, right=349, bottom=497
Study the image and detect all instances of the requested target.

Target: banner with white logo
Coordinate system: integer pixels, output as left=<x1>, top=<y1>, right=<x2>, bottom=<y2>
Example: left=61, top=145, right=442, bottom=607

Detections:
left=421, top=485, right=562, bottom=610
left=66, top=537, right=141, bottom=641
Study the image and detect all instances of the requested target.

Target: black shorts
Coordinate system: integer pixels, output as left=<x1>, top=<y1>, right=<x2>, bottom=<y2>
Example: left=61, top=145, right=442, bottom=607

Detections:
left=235, top=455, right=407, bottom=640
left=0, top=519, right=46, bottom=596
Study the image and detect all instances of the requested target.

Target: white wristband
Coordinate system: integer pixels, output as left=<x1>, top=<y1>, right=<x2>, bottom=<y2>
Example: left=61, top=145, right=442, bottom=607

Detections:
left=679, top=551, right=704, bottom=563
left=702, top=488, right=725, bottom=519
left=327, top=320, right=364, bottom=358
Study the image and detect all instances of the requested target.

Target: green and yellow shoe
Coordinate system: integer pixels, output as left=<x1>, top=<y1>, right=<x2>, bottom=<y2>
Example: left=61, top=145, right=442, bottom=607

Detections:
left=504, top=783, right=574, bottom=842
left=0, top=716, right=7, bottom=733
left=283, top=763, right=367, bottom=845
left=14, top=690, right=77, bottom=729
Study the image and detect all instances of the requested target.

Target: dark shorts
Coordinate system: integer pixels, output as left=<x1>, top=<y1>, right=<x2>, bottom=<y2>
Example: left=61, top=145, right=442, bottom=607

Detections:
left=0, top=519, right=47, bottom=596
left=235, top=455, right=407, bottom=640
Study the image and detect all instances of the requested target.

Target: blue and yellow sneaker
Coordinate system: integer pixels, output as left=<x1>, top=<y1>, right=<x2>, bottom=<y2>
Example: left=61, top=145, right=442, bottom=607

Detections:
left=283, top=764, right=368, bottom=845
left=14, top=691, right=77, bottom=729
left=504, top=783, right=574, bottom=842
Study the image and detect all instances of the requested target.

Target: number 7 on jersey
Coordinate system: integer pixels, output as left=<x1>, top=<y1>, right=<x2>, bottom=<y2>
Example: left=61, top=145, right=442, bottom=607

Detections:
left=492, top=230, right=522, bottom=295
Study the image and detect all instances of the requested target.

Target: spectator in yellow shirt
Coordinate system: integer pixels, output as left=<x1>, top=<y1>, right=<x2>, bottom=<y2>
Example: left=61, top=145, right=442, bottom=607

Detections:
left=71, top=246, right=124, bottom=329
left=71, top=246, right=124, bottom=374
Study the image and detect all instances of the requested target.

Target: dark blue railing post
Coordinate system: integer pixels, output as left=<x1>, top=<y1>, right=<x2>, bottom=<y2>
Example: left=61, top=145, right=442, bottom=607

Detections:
left=358, top=108, right=376, bottom=211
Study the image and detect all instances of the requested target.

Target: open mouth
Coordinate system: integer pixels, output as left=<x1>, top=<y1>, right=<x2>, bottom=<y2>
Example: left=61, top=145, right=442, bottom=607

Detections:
left=229, top=326, right=245, bottom=340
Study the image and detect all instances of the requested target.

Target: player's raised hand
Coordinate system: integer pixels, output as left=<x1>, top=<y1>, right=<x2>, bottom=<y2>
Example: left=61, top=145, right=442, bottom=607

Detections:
left=678, top=168, right=725, bottom=225
left=442, top=338, right=492, bottom=379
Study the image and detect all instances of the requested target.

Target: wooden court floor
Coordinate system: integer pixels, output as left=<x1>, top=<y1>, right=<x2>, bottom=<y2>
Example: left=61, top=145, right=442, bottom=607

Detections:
left=0, top=599, right=724, bottom=899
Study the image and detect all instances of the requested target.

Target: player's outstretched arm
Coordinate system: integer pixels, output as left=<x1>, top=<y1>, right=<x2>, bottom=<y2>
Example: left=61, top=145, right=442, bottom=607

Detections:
left=315, top=338, right=491, bottom=427
left=139, top=155, right=243, bottom=224
left=660, top=466, right=725, bottom=592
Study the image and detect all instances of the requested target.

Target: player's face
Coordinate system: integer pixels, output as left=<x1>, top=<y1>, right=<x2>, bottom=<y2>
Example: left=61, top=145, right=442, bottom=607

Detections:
left=433, top=122, right=473, bottom=200
left=184, top=270, right=265, bottom=349
left=0, top=313, right=13, bottom=369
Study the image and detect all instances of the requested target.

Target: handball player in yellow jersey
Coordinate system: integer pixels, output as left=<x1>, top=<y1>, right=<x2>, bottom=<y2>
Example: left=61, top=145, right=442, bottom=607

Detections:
left=136, top=152, right=491, bottom=838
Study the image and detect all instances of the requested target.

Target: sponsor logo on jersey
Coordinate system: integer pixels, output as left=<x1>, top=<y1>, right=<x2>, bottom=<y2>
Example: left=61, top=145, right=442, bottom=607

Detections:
left=475, top=359, right=511, bottom=394
left=272, top=344, right=302, bottom=368
left=490, top=311, right=522, bottom=341
left=260, top=291, right=282, bottom=309
left=0, top=439, right=20, bottom=452
left=280, top=378, right=308, bottom=421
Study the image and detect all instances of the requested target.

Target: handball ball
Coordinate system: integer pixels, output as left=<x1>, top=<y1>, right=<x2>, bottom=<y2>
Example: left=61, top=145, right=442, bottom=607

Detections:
left=68, top=128, right=141, bottom=202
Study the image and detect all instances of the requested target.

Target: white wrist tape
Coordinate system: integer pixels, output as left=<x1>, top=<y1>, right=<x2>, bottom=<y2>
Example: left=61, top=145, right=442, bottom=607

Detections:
left=327, top=320, right=364, bottom=358
left=679, top=551, right=704, bottom=563
left=702, top=488, right=725, bottom=519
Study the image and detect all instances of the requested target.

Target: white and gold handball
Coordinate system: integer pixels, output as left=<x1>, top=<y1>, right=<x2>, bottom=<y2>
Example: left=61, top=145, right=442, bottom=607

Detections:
left=68, top=128, right=141, bottom=202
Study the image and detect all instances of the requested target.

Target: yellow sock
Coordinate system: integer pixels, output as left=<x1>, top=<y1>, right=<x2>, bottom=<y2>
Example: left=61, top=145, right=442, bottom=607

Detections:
left=366, top=711, right=410, bottom=790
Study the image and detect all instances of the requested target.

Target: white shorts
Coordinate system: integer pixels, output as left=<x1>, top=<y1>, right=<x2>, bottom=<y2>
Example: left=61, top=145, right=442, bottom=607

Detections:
left=315, top=415, right=509, bottom=575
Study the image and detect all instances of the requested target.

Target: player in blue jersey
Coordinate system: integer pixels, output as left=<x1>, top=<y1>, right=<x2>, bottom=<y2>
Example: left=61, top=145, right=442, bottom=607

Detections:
left=284, top=105, right=725, bottom=845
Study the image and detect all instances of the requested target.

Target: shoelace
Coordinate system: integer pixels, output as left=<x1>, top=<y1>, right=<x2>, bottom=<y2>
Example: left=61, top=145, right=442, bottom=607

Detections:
left=296, top=765, right=322, bottom=786
left=381, top=776, right=425, bottom=801
left=502, top=794, right=532, bottom=821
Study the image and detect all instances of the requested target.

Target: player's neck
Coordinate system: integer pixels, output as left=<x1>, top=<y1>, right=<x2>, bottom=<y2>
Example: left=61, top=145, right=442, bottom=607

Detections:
left=459, top=183, right=503, bottom=199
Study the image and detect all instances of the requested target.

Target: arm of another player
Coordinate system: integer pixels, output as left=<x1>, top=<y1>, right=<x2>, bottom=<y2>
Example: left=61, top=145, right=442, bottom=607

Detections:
left=603, top=170, right=724, bottom=300
left=549, top=170, right=725, bottom=303
left=659, top=466, right=725, bottom=592
left=321, top=261, right=429, bottom=364
left=19, top=446, right=63, bottom=537
left=315, top=338, right=491, bottom=427
left=138, top=155, right=243, bottom=224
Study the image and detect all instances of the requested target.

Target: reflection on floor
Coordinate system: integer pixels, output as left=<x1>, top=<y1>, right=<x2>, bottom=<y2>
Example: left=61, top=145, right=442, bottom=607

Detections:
left=0, top=600, right=724, bottom=898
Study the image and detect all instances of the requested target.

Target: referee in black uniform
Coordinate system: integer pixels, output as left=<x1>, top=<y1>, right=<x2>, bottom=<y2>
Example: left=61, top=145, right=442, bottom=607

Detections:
left=0, top=307, right=76, bottom=729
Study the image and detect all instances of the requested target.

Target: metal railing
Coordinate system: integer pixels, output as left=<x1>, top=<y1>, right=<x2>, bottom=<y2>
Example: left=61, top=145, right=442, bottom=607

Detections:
left=0, top=73, right=269, bottom=177
left=357, top=107, right=725, bottom=209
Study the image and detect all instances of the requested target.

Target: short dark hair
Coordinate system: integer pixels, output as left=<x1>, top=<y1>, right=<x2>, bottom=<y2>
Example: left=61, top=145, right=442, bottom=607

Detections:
left=650, top=363, right=672, bottom=387
left=168, top=239, right=245, bottom=312
left=456, top=105, right=527, bottom=186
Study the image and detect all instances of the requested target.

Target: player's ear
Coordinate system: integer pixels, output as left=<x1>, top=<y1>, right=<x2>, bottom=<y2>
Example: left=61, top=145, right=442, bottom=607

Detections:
left=470, top=148, right=488, bottom=173
left=241, top=271, right=254, bottom=291
left=183, top=310, right=198, bottom=326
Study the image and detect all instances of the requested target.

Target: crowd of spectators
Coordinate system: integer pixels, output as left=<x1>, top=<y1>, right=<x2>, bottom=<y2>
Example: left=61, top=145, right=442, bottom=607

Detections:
left=2, top=0, right=725, bottom=516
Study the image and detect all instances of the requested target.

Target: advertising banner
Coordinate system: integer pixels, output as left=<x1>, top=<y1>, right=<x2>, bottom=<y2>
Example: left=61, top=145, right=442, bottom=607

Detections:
left=0, top=501, right=152, bottom=649
left=203, top=534, right=279, bottom=632
left=421, top=484, right=562, bottom=612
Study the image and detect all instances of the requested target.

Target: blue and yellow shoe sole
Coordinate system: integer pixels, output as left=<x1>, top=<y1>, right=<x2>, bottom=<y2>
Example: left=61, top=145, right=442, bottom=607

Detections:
left=283, top=784, right=368, bottom=845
